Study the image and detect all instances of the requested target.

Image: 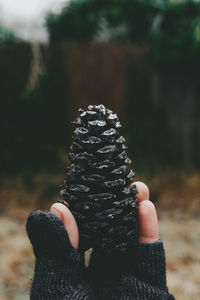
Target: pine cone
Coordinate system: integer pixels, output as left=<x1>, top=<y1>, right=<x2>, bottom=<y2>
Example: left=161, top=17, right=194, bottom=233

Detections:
left=59, top=104, right=138, bottom=254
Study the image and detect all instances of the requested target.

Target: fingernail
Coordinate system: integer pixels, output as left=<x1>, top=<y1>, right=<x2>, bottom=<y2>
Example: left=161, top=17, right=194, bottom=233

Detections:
left=51, top=207, right=62, bottom=220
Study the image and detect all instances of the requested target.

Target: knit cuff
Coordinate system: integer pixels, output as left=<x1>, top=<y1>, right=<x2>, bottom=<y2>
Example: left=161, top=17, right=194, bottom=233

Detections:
left=133, top=239, right=167, bottom=288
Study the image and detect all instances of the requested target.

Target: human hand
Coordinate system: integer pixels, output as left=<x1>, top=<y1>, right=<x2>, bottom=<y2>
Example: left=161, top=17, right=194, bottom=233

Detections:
left=26, top=210, right=95, bottom=299
left=50, top=181, right=159, bottom=248
left=50, top=181, right=175, bottom=300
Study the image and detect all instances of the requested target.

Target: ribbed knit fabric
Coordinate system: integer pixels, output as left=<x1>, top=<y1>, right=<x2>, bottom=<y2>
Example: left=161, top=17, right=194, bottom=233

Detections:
left=26, top=210, right=175, bottom=300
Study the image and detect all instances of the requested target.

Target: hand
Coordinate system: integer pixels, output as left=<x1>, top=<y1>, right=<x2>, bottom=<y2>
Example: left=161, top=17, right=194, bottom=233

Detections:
left=27, top=181, right=174, bottom=299
left=26, top=211, right=95, bottom=299
left=50, top=181, right=174, bottom=300
left=50, top=181, right=159, bottom=247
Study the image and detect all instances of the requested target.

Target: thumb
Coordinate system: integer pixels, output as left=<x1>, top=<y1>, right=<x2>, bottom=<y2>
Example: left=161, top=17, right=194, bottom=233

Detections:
left=26, top=210, right=78, bottom=261
left=51, top=203, right=79, bottom=250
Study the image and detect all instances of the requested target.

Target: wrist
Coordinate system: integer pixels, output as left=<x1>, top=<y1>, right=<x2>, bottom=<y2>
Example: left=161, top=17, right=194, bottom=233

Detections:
left=34, top=256, right=82, bottom=283
left=31, top=256, right=93, bottom=300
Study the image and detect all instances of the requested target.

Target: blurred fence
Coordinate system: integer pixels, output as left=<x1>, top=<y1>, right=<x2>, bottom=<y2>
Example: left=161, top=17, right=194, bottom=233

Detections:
left=0, top=42, right=200, bottom=175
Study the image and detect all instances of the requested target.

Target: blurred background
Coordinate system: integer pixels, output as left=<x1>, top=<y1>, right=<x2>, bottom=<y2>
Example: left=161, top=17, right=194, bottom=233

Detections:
left=0, top=0, right=200, bottom=299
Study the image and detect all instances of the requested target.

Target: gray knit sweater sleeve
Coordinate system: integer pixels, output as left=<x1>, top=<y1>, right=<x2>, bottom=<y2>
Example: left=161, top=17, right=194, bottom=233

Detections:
left=26, top=210, right=175, bottom=300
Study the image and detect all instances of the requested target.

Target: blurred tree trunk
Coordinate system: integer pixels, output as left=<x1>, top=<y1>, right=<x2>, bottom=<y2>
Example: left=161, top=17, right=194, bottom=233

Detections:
left=150, top=67, right=197, bottom=167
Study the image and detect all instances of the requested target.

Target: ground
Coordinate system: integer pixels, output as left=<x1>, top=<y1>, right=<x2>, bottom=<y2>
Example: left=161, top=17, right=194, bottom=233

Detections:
left=160, top=211, right=200, bottom=299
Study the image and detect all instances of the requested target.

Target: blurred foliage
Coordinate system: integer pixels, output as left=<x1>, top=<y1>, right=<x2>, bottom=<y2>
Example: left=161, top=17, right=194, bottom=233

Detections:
left=46, top=0, right=156, bottom=43
left=150, top=0, right=200, bottom=65
left=47, top=0, right=200, bottom=65
left=46, top=0, right=102, bottom=42
left=0, top=26, right=19, bottom=43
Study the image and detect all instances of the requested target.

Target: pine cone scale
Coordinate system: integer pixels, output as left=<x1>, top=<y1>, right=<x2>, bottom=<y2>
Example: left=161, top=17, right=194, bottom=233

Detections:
left=60, top=104, right=138, bottom=254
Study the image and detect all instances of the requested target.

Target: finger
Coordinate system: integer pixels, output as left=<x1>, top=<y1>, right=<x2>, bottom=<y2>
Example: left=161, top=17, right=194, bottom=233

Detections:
left=51, top=203, right=79, bottom=250
left=138, top=200, right=159, bottom=244
left=131, top=181, right=149, bottom=203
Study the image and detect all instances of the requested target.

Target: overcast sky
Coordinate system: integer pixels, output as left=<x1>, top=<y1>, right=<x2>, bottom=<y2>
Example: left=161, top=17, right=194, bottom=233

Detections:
left=0, top=0, right=69, bottom=42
